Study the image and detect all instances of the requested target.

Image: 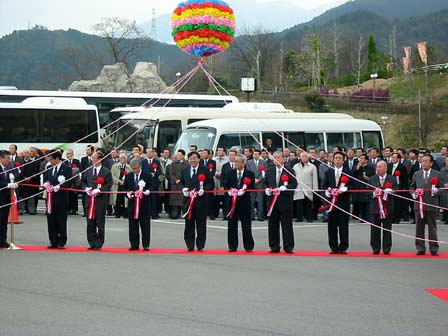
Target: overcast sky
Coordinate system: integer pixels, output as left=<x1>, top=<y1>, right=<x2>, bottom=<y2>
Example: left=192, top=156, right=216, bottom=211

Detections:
left=0, top=0, right=345, bottom=37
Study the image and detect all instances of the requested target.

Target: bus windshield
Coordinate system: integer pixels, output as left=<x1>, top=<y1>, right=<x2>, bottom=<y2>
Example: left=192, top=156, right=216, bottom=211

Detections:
left=174, top=128, right=217, bottom=152
left=107, top=119, right=157, bottom=152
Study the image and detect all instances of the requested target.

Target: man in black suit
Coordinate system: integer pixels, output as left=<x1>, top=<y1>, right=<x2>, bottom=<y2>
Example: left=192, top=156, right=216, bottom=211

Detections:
left=224, top=154, right=255, bottom=252
left=368, top=147, right=382, bottom=168
left=142, top=148, right=161, bottom=219
left=200, top=149, right=217, bottom=220
left=80, top=145, right=94, bottom=217
left=82, top=151, right=113, bottom=250
left=323, top=151, right=352, bottom=254
left=180, top=151, right=213, bottom=251
left=0, top=150, right=19, bottom=249
left=124, top=159, right=152, bottom=251
left=44, top=151, right=73, bottom=249
left=265, top=151, right=297, bottom=254
left=388, top=153, right=409, bottom=223
left=65, top=149, right=81, bottom=215
left=368, top=161, right=397, bottom=255
left=353, top=154, right=375, bottom=222
left=8, top=144, right=25, bottom=215
left=309, top=148, right=321, bottom=221
left=220, top=149, right=237, bottom=219
left=20, top=149, right=39, bottom=215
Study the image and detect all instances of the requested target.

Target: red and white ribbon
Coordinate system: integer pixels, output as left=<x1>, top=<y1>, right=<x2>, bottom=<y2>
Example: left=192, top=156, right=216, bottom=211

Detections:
left=267, top=188, right=281, bottom=217
left=328, top=188, right=340, bottom=213
left=226, top=188, right=239, bottom=219
left=87, top=191, right=96, bottom=220
left=415, top=188, right=425, bottom=219
left=133, top=189, right=144, bottom=219
left=183, top=190, right=198, bottom=220
left=374, top=188, right=388, bottom=219
left=44, top=183, right=54, bottom=215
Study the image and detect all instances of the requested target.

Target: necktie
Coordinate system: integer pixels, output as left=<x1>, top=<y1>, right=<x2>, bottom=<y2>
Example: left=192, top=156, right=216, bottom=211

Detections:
left=204, top=160, right=208, bottom=166
left=134, top=174, right=139, bottom=188
left=53, top=167, right=57, bottom=176
left=336, top=170, right=341, bottom=185
left=93, top=168, right=98, bottom=181
left=424, top=171, right=429, bottom=183
left=237, top=171, right=242, bottom=185
left=192, top=168, right=196, bottom=178
left=230, top=163, right=234, bottom=169
left=380, top=176, right=385, bottom=187
left=276, top=169, right=281, bottom=185
left=349, top=161, right=353, bottom=170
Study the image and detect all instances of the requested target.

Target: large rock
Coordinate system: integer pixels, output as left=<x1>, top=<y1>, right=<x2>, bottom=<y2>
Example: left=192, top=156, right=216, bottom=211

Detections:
left=68, top=62, right=167, bottom=93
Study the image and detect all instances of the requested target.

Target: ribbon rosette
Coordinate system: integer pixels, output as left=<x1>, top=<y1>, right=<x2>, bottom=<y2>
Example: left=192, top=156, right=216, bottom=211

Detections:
left=133, top=180, right=148, bottom=219
left=267, top=188, right=281, bottom=217
left=207, top=163, right=214, bottom=172
left=183, top=190, right=198, bottom=220
left=259, top=165, right=266, bottom=178
left=328, top=188, right=341, bottom=213
left=383, top=182, right=393, bottom=201
left=197, top=173, right=206, bottom=191
left=242, top=177, right=251, bottom=190
left=71, top=163, right=78, bottom=169
left=280, top=174, right=289, bottom=186
left=374, top=188, right=388, bottom=219
left=88, top=177, right=105, bottom=220
left=15, top=162, right=22, bottom=174
left=152, top=163, right=158, bottom=171
left=44, top=182, right=54, bottom=214
left=394, top=170, right=401, bottom=185
left=430, top=177, right=439, bottom=197
left=414, top=188, right=425, bottom=219
left=226, top=188, right=240, bottom=219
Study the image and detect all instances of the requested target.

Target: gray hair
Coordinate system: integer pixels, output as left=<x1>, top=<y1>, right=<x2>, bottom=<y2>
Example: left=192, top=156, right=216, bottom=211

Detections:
left=119, top=153, right=127, bottom=159
left=130, top=159, right=141, bottom=167
left=235, top=154, right=247, bottom=164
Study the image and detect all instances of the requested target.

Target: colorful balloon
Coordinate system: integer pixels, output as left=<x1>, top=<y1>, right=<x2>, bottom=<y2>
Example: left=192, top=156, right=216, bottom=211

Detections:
left=171, top=0, right=236, bottom=57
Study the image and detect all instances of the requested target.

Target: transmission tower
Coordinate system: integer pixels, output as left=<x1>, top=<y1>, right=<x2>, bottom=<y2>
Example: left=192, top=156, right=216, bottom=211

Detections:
left=151, top=8, right=157, bottom=40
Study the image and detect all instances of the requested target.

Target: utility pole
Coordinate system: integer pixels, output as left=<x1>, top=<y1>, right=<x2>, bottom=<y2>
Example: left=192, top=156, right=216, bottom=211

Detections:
left=332, top=20, right=340, bottom=83
left=279, top=42, right=284, bottom=92
left=256, top=50, right=261, bottom=92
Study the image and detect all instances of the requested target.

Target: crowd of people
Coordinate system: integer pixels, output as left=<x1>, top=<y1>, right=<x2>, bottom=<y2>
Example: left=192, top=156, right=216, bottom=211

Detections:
left=0, top=142, right=447, bottom=256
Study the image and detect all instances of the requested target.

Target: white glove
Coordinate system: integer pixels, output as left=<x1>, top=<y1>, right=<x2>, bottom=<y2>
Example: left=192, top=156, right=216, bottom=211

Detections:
left=339, top=186, right=347, bottom=193
left=85, top=187, right=92, bottom=193
left=144, top=190, right=150, bottom=196
left=227, top=189, right=233, bottom=196
left=43, top=181, right=50, bottom=188
left=384, top=188, right=393, bottom=194
left=53, top=185, right=60, bottom=193
left=182, top=188, right=190, bottom=197
left=265, top=188, right=272, bottom=196
left=237, top=189, right=245, bottom=196
left=57, top=175, right=66, bottom=184
left=198, top=189, right=205, bottom=196
left=432, top=186, right=439, bottom=195
left=7, top=183, right=18, bottom=189
left=325, top=189, right=331, bottom=198
left=127, top=192, right=134, bottom=199
left=92, top=188, right=100, bottom=196
left=412, top=192, right=417, bottom=200
left=279, top=185, right=287, bottom=192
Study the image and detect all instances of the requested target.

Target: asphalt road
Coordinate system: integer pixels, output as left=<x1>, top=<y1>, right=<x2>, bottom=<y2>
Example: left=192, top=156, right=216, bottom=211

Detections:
left=1, top=210, right=447, bottom=336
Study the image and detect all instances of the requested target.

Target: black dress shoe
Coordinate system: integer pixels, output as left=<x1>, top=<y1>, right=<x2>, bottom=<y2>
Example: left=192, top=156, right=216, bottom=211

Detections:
left=284, top=249, right=294, bottom=254
left=431, top=252, right=439, bottom=256
left=329, top=250, right=339, bottom=255
left=47, top=245, right=58, bottom=249
left=383, top=251, right=390, bottom=255
left=270, top=249, right=280, bottom=253
left=373, top=251, right=380, bottom=255
left=228, top=249, right=237, bottom=252
left=152, top=216, right=160, bottom=220
left=416, top=251, right=425, bottom=256
left=3, top=242, right=11, bottom=249
left=257, top=218, right=264, bottom=222
left=143, top=247, right=150, bottom=251
left=129, top=247, right=139, bottom=251
left=87, top=247, right=95, bottom=250
left=339, top=251, right=348, bottom=255
left=187, top=248, right=194, bottom=252
left=57, top=245, right=65, bottom=249
left=245, top=249, right=253, bottom=253
left=209, top=217, right=215, bottom=220
left=197, top=249, right=204, bottom=252
left=93, top=247, right=102, bottom=250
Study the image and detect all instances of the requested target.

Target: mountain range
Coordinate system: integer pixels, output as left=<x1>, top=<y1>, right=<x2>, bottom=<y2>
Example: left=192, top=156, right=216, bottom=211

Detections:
left=0, top=0, right=447, bottom=90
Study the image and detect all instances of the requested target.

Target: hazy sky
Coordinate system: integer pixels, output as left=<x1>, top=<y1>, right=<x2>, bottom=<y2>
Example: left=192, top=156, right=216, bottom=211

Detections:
left=0, top=0, right=344, bottom=37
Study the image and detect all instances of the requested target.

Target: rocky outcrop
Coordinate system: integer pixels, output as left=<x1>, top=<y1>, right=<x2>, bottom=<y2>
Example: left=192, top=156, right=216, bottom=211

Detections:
left=68, top=62, right=167, bottom=93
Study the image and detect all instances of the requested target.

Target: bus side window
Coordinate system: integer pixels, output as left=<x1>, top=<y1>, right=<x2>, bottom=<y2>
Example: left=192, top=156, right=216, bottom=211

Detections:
left=262, top=132, right=283, bottom=152
left=157, top=120, right=182, bottom=150
left=284, top=132, right=305, bottom=151
left=217, top=133, right=241, bottom=150
left=305, top=133, right=324, bottom=151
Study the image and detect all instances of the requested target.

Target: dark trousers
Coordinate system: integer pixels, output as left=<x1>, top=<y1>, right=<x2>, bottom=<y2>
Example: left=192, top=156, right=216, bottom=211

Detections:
left=393, top=195, right=409, bottom=223
left=69, top=191, right=78, bottom=213
left=24, top=197, right=36, bottom=214
left=82, top=193, right=87, bottom=215
left=358, top=202, right=370, bottom=222
left=150, top=194, right=159, bottom=217
left=370, top=215, right=392, bottom=253
left=128, top=216, right=150, bottom=249
left=0, top=206, right=10, bottom=246
left=86, top=201, right=106, bottom=248
left=415, top=212, right=439, bottom=253
left=295, top=197, right=313, bottom=222
left=184, top=205, right=207, bottom=250
left=115, top=193, right=126, bottom=218
left=327, top=209, right=349, bottom=252
left=227, top=206, right=254, bottom=251
left=47, top=208, right=68, bottom=247
left=268, top=205, right=294, bottom=252
left=250, top=188, right=264, bottom=220
left=212, top=194, right=225, bottom=218
left=352, top=200, right=360, bottom=218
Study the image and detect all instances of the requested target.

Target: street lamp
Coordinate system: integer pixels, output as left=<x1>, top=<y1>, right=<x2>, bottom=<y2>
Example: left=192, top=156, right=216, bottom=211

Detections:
left=370, top=73, right=378, bottom=102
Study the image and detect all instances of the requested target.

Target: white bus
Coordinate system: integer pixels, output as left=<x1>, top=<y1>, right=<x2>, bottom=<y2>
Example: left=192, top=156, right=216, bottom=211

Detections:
left=0, top=97, right=100, bottom=158
left=105, top=103, right=354, bottom=152
left=174, top=118, right=384, bottom=153
left=0, top=89, right=239, bottom=126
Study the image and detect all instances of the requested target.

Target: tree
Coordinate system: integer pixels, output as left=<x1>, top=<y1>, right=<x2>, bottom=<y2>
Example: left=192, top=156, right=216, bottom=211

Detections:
left=92, top=17, right=150, bottom=70
left=367, top=34, right=378, bottom=75
left=351, top=35, right=366, bottom=86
